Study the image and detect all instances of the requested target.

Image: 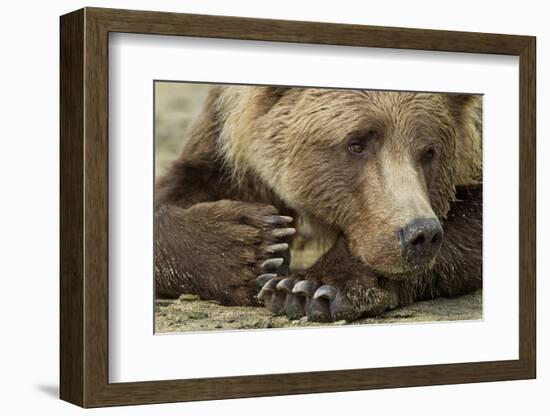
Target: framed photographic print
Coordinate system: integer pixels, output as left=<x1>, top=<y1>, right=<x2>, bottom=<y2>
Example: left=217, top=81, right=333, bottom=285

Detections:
left=60, top=7, right=536, bottom=408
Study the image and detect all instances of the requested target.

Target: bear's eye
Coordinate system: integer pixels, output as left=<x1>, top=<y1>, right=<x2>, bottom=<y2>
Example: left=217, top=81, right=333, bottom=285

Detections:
left=421, top=147, right=437, bottom=164
left=347, top=131, right=377, bottom=158
left=348, top=141, right=367, bottom=155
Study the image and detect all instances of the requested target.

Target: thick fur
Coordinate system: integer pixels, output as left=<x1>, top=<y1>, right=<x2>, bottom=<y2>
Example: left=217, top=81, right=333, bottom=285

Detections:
left=155, top=86, right=482, bottom=318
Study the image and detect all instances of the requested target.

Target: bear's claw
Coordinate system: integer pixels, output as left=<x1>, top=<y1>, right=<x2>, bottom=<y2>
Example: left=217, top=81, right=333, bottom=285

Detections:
left=275, top=277, right=295, bottom=292
left=266, top=243, right=289, bottom=254
left=271, top=228, right=296, bottom=238
left=292, top=280, right=317, bottom=297
left=261, top=257, right=285, bottom=270
left=265, top=215, right=294, bottom=225
left=313, top=285, right=337, bottom=301
left=256, top=273, right=277, bottom=287
left=257, top=276, right=287, bottom=314
left=257, top=277, right=280, bottom=299
left=254, top=216, right=293, bottom=304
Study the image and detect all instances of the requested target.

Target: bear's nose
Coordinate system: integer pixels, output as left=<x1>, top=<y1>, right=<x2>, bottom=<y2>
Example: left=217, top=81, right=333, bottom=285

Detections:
left=398, top=218, right=443, bottom=267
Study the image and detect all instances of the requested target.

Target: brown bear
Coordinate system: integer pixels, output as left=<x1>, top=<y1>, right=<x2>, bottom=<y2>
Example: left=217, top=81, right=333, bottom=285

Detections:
left=154, top=85, right=482, bottom=322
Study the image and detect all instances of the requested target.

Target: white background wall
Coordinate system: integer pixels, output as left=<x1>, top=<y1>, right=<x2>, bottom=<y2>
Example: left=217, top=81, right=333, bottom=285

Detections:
left=0, top=0, right=546, bottom=414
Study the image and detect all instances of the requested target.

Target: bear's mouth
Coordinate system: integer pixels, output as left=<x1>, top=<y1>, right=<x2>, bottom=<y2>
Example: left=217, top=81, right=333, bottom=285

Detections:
left=376, top=256, right=439, bottom=280
left=356, top=244, right=441, bottom=281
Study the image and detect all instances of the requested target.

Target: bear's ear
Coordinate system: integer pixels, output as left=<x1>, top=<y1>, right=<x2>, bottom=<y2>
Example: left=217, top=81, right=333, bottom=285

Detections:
left=447, top=94, right=480, bottom=120
left=253, top=86, right=292, bottom=113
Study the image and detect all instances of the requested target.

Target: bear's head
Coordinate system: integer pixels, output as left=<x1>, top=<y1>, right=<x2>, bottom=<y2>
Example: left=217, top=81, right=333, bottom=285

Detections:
left=218, top=87, right=482, bottom=278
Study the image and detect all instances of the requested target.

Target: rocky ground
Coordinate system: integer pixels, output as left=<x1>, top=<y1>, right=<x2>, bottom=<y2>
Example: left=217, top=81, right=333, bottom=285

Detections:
left=155, top=290, right=482, bottom=333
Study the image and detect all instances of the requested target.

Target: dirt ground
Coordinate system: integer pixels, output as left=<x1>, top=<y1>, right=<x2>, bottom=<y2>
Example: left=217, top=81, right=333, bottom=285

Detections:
left=154, top=82, right=483, bottom=333
left=155, top=290, right=482, bottom=333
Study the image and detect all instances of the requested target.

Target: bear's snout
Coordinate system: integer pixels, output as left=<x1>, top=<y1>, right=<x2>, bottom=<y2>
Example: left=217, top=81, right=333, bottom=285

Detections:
left=398, top=218, right=443, bottom=268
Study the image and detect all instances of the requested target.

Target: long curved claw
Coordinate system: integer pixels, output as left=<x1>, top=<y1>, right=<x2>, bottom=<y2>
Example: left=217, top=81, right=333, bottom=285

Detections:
left=329, top=293, right=360, bottom=322
left=265, top=215, right=294, bottom=225
left=258, top=277, right=287, bottom=315
left=257, top=277, right=280, bottom=300
left=276, top=277, right=295, bottom=293
left=292, top=280, right=317, bottom=297
left=261, top=257, right=285, bottom=270
left=284, top=295, right=306, bottom=320
left=266, top=243, right=289, bottom=254
left=306, top=297, right=333, bottom=322
left=313, top=285, right=337, bottom=301
left=271, top=228, right=296, bottom=239
left=256, top=273, right=277, bottom=288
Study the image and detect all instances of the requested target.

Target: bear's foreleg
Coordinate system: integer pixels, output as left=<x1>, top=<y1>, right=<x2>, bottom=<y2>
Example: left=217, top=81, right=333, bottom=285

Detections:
left=155, top=199, right=295, bottom=306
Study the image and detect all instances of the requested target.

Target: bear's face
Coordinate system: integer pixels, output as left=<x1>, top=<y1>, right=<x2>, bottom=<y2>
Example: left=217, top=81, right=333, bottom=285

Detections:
left=220, top=87, right=479, bottom=277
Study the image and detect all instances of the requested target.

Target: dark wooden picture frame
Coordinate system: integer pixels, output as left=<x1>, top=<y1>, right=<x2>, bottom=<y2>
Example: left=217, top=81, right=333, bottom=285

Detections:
left=60, top=7, right=536, bottom=408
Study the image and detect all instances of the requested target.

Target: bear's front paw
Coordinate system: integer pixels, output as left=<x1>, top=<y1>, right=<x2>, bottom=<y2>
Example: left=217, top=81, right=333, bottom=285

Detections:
left=256, top=277, right=358, bottom=321
left=180, top=200, right=296, bottom=303
left=257, top=277, right=398, bottom=322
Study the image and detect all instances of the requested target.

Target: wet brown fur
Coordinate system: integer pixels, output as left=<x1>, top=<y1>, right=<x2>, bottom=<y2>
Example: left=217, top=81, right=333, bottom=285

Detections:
left=155, top=86, right=482, bottom=315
